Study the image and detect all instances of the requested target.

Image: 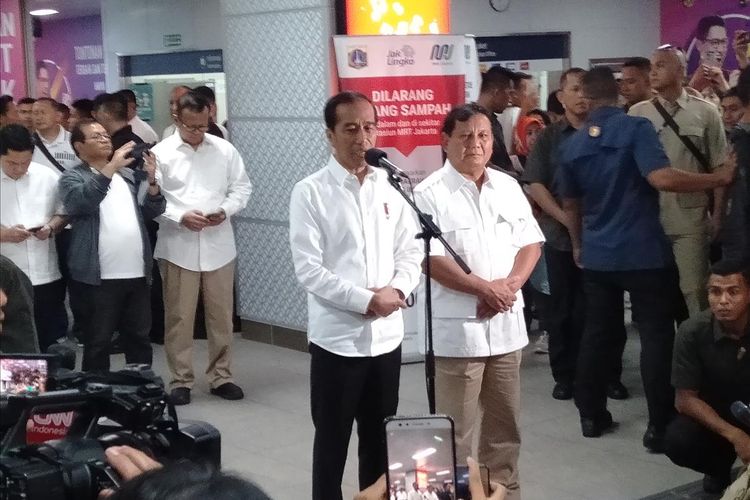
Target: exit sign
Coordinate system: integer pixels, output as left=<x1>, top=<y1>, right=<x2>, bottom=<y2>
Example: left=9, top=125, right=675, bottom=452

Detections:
left=163, top=34, right=182, bottom=47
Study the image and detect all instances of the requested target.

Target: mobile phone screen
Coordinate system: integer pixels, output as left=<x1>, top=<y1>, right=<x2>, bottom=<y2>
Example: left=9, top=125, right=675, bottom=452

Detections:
left=0, top=357, right=48, bottom=395
left=455, top=464, right=490, bottom=500
left=385, top=415, right=456, bottom=500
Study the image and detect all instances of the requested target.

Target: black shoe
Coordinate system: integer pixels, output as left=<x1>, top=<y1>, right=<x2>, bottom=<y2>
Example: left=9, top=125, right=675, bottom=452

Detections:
left=552, top=382, right=573, bottom=400
left=580, top=411, right=614, bottom=438
left=169, top=387, right=191, bottom=406
left=607, top=381, right=630, bottom=400
left=210, top=382, right=244, bottom=400
left=702, top=473, right=731, bottom=494
left=642, top=424, right=666, bottom=453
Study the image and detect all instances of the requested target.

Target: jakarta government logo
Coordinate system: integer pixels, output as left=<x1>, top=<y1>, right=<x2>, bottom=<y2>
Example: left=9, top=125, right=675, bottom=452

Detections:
left=348, top=47, right=368, bottom=69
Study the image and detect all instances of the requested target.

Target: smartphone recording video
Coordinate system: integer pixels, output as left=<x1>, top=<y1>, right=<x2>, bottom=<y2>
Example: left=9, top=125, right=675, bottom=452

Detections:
left=0, top=357, right=48, bottom=395
left=385, top=415, right=456, bottom=500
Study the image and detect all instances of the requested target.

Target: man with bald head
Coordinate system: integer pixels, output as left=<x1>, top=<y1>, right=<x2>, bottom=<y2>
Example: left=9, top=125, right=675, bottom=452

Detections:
left=630, top=46, right=729, bottom=320
left=161, top=85, right=191, bottom=140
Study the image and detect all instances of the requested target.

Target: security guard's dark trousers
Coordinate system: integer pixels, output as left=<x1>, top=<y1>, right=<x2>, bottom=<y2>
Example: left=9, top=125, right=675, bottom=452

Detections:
left=310, top=342, right=400, bottom=500
left=664, top=414, right=737, bottom=478
left=575, top=268, right=677, bottom=429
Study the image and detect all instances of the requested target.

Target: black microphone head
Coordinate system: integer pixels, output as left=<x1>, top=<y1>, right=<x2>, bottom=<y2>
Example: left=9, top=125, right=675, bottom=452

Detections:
left=365, top=148, right=387, bottom=167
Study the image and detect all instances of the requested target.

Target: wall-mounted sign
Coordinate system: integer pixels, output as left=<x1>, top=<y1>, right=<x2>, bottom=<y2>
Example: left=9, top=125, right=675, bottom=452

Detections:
left=130, top=83, right=154, bottom=122
left=163, top=34, right=182, bottom=48
left=121, top=49, right=223, bottom=76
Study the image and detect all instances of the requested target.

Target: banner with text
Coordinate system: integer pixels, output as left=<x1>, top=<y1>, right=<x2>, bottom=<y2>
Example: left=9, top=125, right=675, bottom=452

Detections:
left=34, top=15, right=105, bottom=103
left=333, top=34, right=478, bottom=186
left=0, top=0, right=28, bottom=98
left=661, top=1, right=749, bottom=87
left=333, top=35, right=479, bottom=360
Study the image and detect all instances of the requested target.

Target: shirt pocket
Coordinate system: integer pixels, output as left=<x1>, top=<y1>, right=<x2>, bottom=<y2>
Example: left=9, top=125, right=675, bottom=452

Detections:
left=439, top=211, right=478, bottom=256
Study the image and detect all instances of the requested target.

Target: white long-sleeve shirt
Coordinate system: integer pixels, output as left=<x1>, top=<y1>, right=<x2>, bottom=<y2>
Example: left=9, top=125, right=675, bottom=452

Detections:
left=152, top=132, right=251, bottom=272
left=129, top=116, right=159, bottom=144
left=289, top=155, right=422, bottom=357
left=0, top=162, right=64, bottom=285
left=414, top=162, right=545, bottom=357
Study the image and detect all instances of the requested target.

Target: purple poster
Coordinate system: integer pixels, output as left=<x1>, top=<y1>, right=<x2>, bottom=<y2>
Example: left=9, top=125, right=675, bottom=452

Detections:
left=661, top=1, right=749, bottom=90
left=0, top=0, right=28, bottom=98
left=33, top=15, right=105, bottom=104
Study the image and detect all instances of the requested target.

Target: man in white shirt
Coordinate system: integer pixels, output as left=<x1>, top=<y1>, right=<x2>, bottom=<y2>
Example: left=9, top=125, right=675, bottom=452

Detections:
left=152, top=91, right=251, bottom=405
left=118, top=89, right=160, bottom=144
left=414, top=104, right=544, bottom=500
left=59, top=119, right=165, bottom=371
left=161, top=85, right=191, bottom=140
left=0, top=124, right=68, bottom=351
left=289, top=92, right=422, bottom=500
left=30, top=98, right=79, bottom=175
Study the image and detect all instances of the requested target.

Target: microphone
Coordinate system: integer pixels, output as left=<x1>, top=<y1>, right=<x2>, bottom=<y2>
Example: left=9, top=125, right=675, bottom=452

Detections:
left=731, top=401, right=750, bottom=429
left=364, top=148, right=410, bottom=179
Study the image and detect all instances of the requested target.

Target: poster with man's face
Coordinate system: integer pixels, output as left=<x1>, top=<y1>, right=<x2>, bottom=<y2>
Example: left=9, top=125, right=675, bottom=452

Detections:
left=661, top=1, right=749, bottom=90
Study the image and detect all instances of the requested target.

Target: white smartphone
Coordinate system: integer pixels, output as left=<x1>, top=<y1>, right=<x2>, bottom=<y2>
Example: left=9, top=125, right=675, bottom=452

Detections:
left=384, top=415, right=457, bottom=499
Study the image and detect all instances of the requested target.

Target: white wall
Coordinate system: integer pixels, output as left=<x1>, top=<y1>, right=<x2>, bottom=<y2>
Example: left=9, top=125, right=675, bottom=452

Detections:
left=100, top=0, right=224, bottom=90
left=451, top=0, right=660, bottom=68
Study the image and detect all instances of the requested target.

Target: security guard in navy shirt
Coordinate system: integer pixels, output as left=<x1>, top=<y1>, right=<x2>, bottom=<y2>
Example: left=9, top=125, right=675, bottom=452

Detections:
left=556, top=67, right=737, bottom=451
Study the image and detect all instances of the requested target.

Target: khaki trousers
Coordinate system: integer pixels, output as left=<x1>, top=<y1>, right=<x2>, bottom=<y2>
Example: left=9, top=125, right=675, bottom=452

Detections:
left=435, top=350, right=522, bottom=500
left=670, top=233, right=709, bottom=316
left=160, top=259, right=235, bottom=390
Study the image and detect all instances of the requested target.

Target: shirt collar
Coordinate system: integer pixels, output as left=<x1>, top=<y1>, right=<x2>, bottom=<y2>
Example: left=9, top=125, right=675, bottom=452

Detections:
left=443, top=160, right=491, bottom=193
left=38, top=125, right=65, bottom=145
left=176, top=131, right=214, bottom=152
left=326, top=155, right=375, bottom=186
left=656, top=89, right=690, bottom=110
left=558, top=117, right=578, bottom=134
left=588, top=106, right=623, bottom=123
left=712, top=316, right=750, bottom=342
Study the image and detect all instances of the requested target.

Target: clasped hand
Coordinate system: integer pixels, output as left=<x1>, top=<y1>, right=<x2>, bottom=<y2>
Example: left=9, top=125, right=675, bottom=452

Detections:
left=477, top=276, right=521, bottom=319
left=365, top=286, right=407, bottom=318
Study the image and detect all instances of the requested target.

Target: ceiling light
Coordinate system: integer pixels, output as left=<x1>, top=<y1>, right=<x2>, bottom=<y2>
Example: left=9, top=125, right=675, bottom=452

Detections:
left=29, top=9, right=59, bottom=16
left=433, top=435, right=443, bottom=442
left=436, top=470, right=451, bottom=476
left=388, top=462, right=403, bottom=470
left=411, top=447, right=437, bottom=460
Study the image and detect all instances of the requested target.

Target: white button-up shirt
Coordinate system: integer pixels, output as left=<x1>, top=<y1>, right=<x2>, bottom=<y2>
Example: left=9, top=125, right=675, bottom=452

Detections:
left=414, top=162, right=544, bottom=357
left=289, top=155, right=422, bottom=357
left=129, top=116, right=160, bottom=144
left=0, top=162, right=64, bottom=285
left=31, top=126, right=79, bottom=175
left=152, top=132, right=252, bottom=272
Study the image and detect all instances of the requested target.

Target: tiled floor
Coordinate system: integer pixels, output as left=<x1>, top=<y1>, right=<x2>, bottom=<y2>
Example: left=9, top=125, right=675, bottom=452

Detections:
left=108, top=329, right=705, bottom=500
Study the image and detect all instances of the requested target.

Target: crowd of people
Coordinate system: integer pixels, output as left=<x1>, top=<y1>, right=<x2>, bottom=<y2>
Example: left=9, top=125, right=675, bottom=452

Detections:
left=1, top=41, right=749, bottom=500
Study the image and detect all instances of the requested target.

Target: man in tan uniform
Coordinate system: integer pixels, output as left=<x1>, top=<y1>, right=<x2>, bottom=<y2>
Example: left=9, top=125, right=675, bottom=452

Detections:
left=630, top=46, right=728, bottom=317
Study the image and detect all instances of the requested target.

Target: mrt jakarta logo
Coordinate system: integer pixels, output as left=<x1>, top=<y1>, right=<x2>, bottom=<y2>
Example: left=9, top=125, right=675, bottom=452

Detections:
left=348, top=47, right=368, bottom=69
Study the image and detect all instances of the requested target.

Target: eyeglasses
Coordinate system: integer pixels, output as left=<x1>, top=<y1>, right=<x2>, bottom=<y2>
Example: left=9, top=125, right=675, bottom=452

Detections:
left=703, top=38, right=728, bottom=48
left=179, top=123, right=209, bottom=133
left=85, top=133, right=111, bottom=142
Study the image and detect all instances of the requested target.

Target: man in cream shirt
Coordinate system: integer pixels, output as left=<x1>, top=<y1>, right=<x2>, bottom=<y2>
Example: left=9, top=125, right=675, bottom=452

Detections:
left=414, top=103, right=544, bottom=500
left=153, top=91, right=251, bottom=406
left=289, top=92, right=422, bottom=500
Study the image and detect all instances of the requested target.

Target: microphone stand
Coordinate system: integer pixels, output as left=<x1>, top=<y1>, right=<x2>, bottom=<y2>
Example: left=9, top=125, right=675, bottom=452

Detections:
left=384, top=170, right=471, bottom=414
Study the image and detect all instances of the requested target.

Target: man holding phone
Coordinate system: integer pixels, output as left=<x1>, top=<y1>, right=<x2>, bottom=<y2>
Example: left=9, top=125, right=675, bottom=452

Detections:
left=152, top=91, right=251, bottom=405
left=0, top=125, right=67, bottom=352
left=414, top=104, right=544, bottom=500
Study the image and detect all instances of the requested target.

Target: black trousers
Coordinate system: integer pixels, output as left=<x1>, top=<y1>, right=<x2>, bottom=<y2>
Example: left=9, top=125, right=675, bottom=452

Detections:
left=55, top=229, right=84, bottom=333
left=541, top=248, right=626, bottom=385
left=33, top=279, right=68, bottom=351
left=71, top=278, right=153, bottom=372
left=575, top=268, right=677, bottom=428
left=665, top=414, right=736, bottom=478
left=310, top=342, right=401, bottom=500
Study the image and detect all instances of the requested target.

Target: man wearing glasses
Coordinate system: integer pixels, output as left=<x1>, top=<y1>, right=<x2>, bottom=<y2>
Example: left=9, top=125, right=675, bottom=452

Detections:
left=59, top=120, right=164, bottom=371
left=151, top=91, right=251, bottom=406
